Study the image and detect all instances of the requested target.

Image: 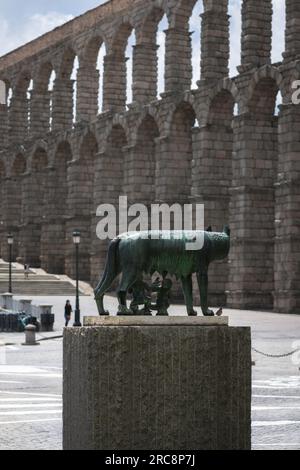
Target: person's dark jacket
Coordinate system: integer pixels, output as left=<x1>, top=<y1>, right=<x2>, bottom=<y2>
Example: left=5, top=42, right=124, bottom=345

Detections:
left=65, top=304, right=72, bottom=317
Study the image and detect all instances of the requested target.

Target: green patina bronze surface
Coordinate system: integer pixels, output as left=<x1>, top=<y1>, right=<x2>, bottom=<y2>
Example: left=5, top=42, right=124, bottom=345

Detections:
left=94, top=226, right=230, bottom=317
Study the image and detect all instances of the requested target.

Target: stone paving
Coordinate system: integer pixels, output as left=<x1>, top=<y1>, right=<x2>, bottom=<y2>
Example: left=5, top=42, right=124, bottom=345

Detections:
left=0, top=295, right=299, bottom=450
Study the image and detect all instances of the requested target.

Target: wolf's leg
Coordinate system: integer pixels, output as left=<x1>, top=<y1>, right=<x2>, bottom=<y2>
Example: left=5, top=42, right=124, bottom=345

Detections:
left=94, top=294, right=109, bottom=316
left=181, top=275, right=197, bottom=316
left=117, top=270, right=138, bottom=315
left=197, top=271, right=214, bottom=317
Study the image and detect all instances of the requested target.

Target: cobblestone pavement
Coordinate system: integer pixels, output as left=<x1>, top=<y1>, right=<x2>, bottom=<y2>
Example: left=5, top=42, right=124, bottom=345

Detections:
left=0, top=295, right=299, bottom=450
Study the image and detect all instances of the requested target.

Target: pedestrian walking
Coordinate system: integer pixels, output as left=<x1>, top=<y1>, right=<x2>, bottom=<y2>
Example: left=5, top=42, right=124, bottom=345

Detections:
left=64, top=300, right=73, bottom=327
left=24, top=264, right=30, bottom=280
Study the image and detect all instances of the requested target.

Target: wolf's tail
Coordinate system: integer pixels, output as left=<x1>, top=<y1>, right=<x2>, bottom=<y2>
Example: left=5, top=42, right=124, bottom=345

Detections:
left=94, top=237, right=121, bottom=298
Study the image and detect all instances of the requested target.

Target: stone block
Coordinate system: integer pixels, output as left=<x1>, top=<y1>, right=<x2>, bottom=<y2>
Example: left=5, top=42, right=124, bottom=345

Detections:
left=63, top=316, right=251, bottom=450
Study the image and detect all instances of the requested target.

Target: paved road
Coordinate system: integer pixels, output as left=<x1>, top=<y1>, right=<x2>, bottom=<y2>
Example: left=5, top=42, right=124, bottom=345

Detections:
left=0, top=295, right=299, bottom=450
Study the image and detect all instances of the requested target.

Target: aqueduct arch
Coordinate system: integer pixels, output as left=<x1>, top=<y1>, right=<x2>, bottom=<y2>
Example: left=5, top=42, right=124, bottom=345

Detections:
left=0, top=0, right=300, bottom=313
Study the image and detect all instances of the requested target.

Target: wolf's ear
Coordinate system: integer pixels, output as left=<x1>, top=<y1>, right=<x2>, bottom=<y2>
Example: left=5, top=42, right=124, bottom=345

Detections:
left=223, top=225, right=230, bottom=237
left=206, top=226, right=212, bottom=232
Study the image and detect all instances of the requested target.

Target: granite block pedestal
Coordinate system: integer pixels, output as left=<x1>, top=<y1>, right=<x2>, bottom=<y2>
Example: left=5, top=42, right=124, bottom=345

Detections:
left=63, top=316, right=251, bottom=450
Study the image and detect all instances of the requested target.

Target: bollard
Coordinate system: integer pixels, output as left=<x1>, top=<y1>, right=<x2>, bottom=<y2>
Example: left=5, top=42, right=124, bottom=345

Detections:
left=22, top=324, right=40, bottom=346
left=2, top=293, right=13, bottom=311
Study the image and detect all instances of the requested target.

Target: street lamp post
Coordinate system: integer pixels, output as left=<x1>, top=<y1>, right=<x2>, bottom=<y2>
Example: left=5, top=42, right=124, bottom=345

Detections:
left=72, top=230, right=82, bottom=327
left=7, top=233, right=13, bottom=294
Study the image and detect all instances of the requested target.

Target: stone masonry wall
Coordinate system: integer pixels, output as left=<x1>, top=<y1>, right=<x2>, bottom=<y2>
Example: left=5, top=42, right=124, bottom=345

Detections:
left=0, top=0, right=300, bottom=313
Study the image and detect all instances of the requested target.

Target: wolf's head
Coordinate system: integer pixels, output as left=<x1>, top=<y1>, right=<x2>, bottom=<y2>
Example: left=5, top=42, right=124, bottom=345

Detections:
left=207, top=225, right=231, bottom=262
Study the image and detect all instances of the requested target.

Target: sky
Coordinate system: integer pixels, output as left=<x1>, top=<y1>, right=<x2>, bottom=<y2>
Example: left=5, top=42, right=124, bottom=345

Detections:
left=0, top=0, right=286, bottom=96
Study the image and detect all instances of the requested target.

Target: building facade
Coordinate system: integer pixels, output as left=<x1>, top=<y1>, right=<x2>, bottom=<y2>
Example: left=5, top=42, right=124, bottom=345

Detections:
left=0, top=0, right=300, bottom=313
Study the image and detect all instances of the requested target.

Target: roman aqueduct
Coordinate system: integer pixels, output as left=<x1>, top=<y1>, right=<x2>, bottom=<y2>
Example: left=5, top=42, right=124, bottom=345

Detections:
left=0, top=0, right=300, bottom=313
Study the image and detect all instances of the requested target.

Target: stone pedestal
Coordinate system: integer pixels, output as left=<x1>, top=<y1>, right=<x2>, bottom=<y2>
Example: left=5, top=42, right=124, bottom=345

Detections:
left=63, top=316, right=251, bottom=450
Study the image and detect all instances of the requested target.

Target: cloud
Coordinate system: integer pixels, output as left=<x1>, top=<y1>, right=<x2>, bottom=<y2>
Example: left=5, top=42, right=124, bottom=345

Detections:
left=0, top=0, right=287, bottom=100
left=0, top=12, right=73, bottom=57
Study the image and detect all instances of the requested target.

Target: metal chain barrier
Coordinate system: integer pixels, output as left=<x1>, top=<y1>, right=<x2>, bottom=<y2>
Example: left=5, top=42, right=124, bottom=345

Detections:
left=252, top=347, right=300, bottom=358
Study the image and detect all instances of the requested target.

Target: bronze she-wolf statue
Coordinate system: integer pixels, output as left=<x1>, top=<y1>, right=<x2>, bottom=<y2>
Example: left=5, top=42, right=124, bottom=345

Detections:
left=94, top=226, right=230, bottom=317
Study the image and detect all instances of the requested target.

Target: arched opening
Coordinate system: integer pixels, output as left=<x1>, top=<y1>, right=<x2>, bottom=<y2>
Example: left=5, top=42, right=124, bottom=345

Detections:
left=0, top=80, right=5, bottom=105
left=249, top=77, right=280, bottom=117
left=91, top=125, right=127, bottom=284
left=76, top=37, right=106, bottom=120
left=12, top=153, right=26, bottom=176
left=165, top=0, right=200, bottom=92
left=27, top=79, right=33, bottom=132
left=0, top=160, right=5, bottom=223
left=52, top=48, right=77, bottom=131
left=0, top=160, right=5, bottom=178
left=40, top=141, right=72, bottom=274
left=158, top=102, right=196, bottom=204
left=32, top=147, right=48, bottom=172
left=49, top=70, right=56, bottom=131
left=134, top=7, right=169, bottom=102
left=71, top=56, right=79, bottom=124
left=9, top=72, right=31, bottom=144
left=105, top=125, right=127, bottom=197
left=272, top=0, right=286, bottom=63
left=200, top=90, right=235, bottom=305
left=189, top=1, right=203, bottom=88
left=126, top=30, right=136, bottom=107
left=97, top=43, right=106, bottom=114
left=124, top=115, right=159, bottom=206
left=0, top=80, right=10, bottom=149
left=20, top=147, right=48, bottom=267
left=32, top=62, right=56, bottom=135
left=103, top=23, right=135, bottom=112
left=65, top=133, right=97, bottom=281
left=9, top=154, right=26, bottom=260
left=228, top=76, right=281, bottom=310
left=7, top=86, right=12, bottom=107
left=0, top=160, right=6, bottom=258
left=157, top=14, right=168, bottom=97
left=229, top=0, right=242, bottom=77
left=134, top=115, right=159, bottom=202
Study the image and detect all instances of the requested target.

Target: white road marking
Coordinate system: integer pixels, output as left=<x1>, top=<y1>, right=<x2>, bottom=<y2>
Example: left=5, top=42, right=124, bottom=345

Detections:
left=0, top=381, right=25, bottom=384
left=0, top=410, right=62, bottom=416
left=0, top=418, right=61, bottom=425
left=253, top=395, right=300, bottom=399
left=0, top=365, right=62, bottom=378
left=0, top=398, right=61, bottom=402
left=0, top=366, right=45, bottom=373
left=254, top=444, right=300, bottom=447
left=253, top=385, right=300, bottom=390
left=0, top=404, right=62, bottom=409
left=253, top=406, right=300, bottom=411
left=0, top=373, right=62, bottom=378
left=0, top=391, right=61, bottom=397
left=252, top=421, right=300, bottom=427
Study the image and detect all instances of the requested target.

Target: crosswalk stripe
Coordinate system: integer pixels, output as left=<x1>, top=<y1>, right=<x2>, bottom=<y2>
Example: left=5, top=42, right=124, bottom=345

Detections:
left=0, top=391, right=61, bottom=397
left=0, top=398, right=61, bottom=402
left=0, top=410, right=62, bottom=416
left=253, top=406, right=300, bottom=411
left=0, top=418, right=61, bottom=425
left=253, top=395, right=300, bottom=399
left=252, top=420, right=300, bottom=427
left=0, top=404, right=62, bottom=409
